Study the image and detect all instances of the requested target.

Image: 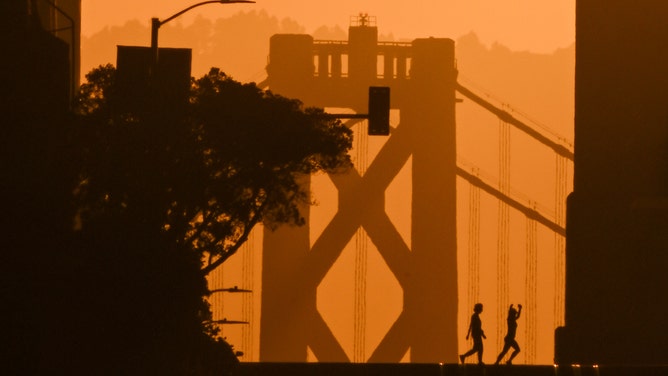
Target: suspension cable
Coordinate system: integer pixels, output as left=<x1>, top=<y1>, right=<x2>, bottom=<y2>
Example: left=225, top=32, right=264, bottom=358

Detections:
left=353, top=122, right=369, bottom=362
left=241, top=230, right=254, bottom=360
left=468, top=177, right=481, bottom=332
left=525, top=217, right=538, bottom=363
left=497, top=119, right=511, bottom=351
left=553, top=155, right=568, bottom=328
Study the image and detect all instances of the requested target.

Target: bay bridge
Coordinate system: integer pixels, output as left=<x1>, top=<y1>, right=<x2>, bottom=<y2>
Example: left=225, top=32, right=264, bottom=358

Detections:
left=208, top=14, right=573, bottom=366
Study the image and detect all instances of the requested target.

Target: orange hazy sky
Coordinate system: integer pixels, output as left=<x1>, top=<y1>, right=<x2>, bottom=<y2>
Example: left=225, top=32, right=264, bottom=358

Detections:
left=80, top=0, right=576, bottom=365
left=82, top=0, right=574, bottom=53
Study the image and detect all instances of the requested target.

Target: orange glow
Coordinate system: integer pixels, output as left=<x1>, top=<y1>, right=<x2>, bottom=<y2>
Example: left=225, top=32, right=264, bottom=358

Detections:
left=81, top=0, right=575, bottom=365
left=82, top=1, right=574, bottom=53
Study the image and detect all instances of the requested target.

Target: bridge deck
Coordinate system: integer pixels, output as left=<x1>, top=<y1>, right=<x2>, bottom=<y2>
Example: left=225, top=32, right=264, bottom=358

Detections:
left=233, top=362, right=665, bottom=376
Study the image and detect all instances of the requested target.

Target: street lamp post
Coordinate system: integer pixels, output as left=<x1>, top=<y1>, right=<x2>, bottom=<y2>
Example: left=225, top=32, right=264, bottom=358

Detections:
left=150, top=0, right=254, bottom=76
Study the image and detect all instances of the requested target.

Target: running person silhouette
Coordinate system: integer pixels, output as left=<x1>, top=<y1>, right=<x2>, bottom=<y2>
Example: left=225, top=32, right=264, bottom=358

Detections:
left=460, top=303, right=486, bottom=364
left=495, top=304, right=522, bottom=365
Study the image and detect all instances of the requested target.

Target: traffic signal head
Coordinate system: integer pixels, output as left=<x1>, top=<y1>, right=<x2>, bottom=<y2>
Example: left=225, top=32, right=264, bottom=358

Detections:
left=368, top=86, right=390, bottom=135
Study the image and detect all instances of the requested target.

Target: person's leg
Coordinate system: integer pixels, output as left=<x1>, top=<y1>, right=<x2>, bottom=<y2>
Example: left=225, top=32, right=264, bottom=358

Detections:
left=476, top=340, right=484, bottom=364
left=461, top=338, right=482, bottom=364
left=495, top=343, right=510, bottom=364
left=460, top=346, right=474, bottom=363
left=507, top=341, right=520, bottom=364
left=461, top=336, right=482, bottom=363
left=461, top=347, right=476, bottom=358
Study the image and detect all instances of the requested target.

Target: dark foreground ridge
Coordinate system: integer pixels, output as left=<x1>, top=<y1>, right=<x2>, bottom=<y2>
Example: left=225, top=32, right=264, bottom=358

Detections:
left=234, top=362, right=667, bottom=376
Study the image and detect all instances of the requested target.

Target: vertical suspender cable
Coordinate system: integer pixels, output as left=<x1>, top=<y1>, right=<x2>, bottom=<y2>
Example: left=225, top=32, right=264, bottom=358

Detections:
left=497, top=119, right=510, bottom=351
left=353, top=121, right=369, bottom=362
left=468, top=178, right=481, bottom=350
left=354, top=227, right=368, bottom=362
left=554, top=155, right=567, bottom=328
left=215, top=265, right=226, bottom=338
left=525, top=216, right=538, bottom=363
left=468, top=178, right=481, bottom=313
left=241, top=230, right=254, bottom=361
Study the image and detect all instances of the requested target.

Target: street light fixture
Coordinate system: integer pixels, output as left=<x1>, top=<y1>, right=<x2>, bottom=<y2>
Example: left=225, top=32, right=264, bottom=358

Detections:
left=150, top=0, right=255, bottom=75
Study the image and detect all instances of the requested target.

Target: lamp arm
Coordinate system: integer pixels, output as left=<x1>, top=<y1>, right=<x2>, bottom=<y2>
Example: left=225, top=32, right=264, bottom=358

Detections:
left=160, top=0, right=255, bottom=27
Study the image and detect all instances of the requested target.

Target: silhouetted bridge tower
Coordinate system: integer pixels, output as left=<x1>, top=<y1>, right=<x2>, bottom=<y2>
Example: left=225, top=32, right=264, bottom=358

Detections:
left=263, top=14, right=458, bottom=363
left=256, top=14, right=571, bottom=364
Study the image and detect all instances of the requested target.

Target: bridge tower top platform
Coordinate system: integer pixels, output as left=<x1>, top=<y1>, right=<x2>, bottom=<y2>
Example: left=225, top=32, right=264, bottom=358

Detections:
left=266, top=15, right=454, bottom=110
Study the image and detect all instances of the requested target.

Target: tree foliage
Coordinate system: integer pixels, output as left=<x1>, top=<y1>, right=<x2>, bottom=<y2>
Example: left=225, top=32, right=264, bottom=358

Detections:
left=74, top=66, right=353, bottom=275
left=61, top=64, right=353, bottom=373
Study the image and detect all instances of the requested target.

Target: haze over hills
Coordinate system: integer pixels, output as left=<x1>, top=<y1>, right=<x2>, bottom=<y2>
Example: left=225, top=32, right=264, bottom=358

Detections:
left=81, top=11, right=574, bottom=139
left=454, top=31, right=574, bottom=210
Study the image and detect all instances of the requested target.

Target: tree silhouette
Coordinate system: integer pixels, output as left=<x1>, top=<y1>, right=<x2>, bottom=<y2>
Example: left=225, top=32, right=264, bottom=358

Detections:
left=189, top=68, right=353, bottom=273
left=74, top=65, right=352, bottom=276
left=61, top=65, right=352, bottom=373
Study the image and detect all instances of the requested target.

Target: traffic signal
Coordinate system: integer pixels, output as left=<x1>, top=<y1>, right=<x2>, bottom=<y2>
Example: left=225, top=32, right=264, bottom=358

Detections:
left=368, top=86, right=390, bottom=135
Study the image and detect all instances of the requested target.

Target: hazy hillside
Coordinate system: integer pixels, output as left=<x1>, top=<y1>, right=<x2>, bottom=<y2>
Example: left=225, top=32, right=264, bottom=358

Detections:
left=81, top=10, right=304, bottom=83
left=456, top=32, right=574, bottom=141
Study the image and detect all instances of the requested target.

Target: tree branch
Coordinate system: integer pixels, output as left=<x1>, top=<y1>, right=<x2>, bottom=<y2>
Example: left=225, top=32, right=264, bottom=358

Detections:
left=200, top=200, right=267, bottom=276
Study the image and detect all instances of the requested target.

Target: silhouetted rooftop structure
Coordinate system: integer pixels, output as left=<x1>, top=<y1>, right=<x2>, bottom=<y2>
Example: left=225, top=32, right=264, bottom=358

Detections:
left=556, top=0, right=668, bottom=365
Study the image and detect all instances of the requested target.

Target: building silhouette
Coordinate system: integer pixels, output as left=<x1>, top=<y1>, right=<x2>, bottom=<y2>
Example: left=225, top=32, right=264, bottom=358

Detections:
left=555, top=0, right=668, bottom=365
left=35, top=0, right=81, bottom=93
left=2, top=0, right=80, bottom=107
left=2, top=1, right=80, bottom=372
